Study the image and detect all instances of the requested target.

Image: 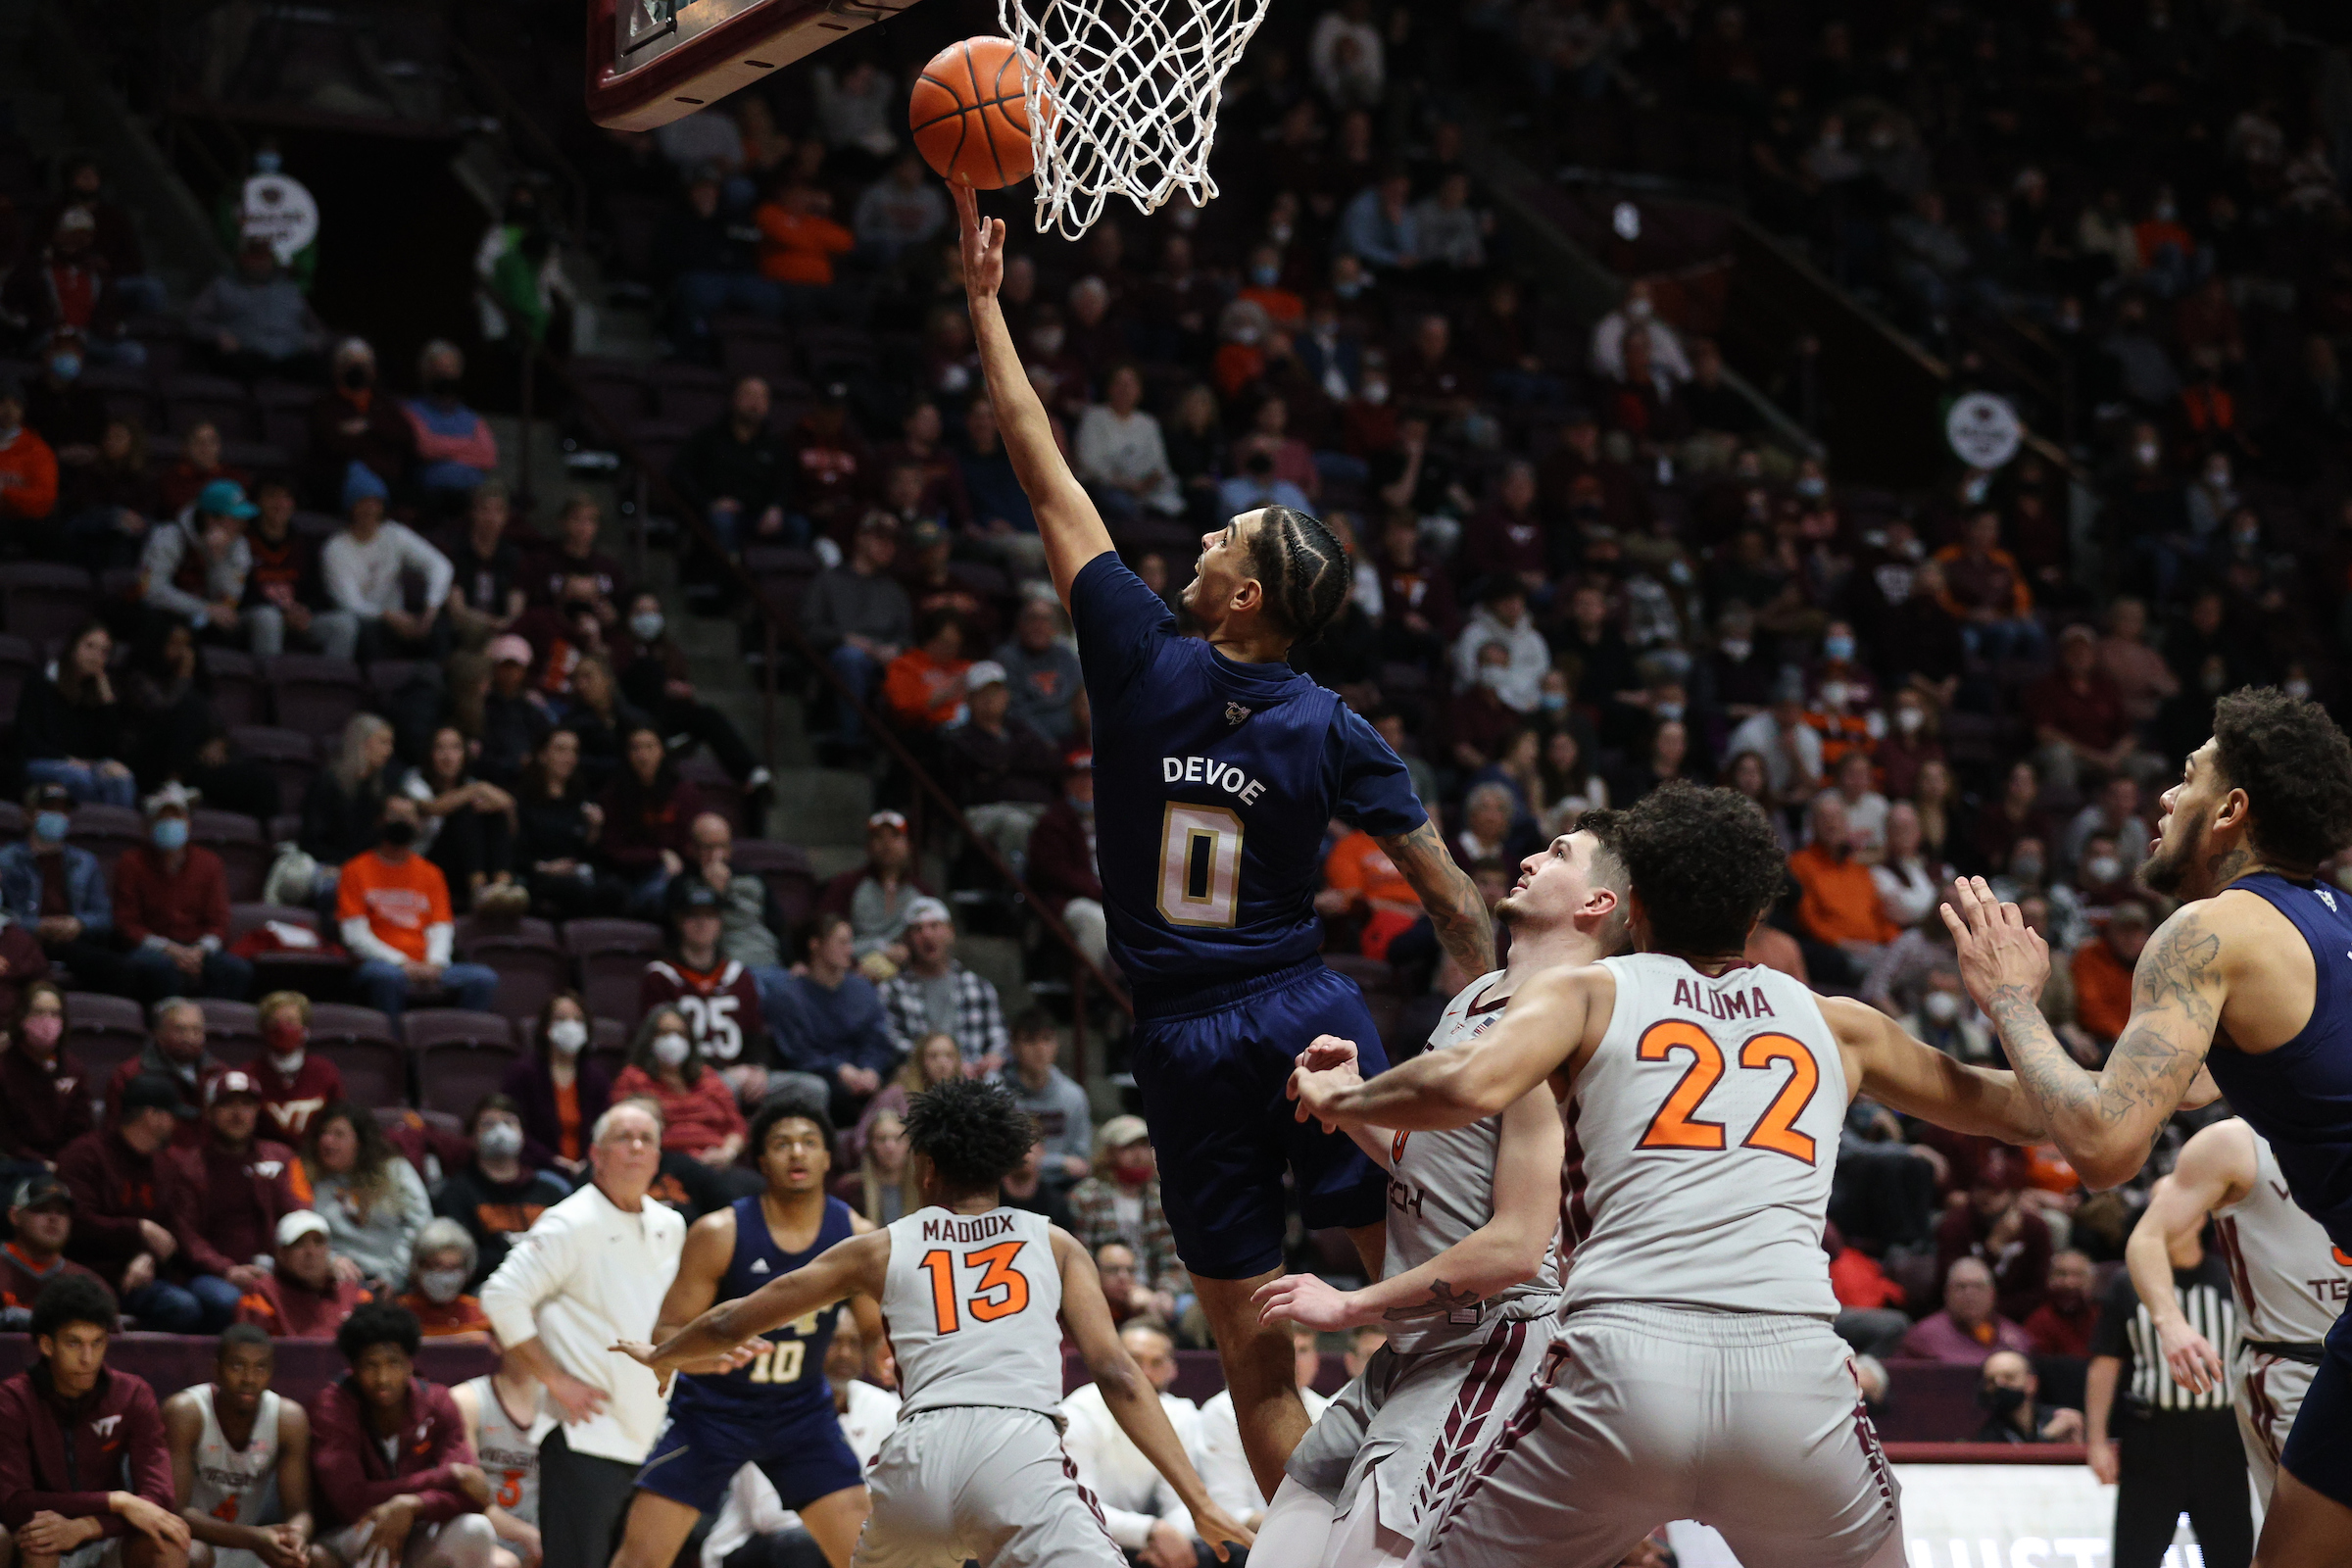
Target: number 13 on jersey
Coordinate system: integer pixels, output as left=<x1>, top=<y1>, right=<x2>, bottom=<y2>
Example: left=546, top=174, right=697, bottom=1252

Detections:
left=919, top=1241, right=1033, bottom=1334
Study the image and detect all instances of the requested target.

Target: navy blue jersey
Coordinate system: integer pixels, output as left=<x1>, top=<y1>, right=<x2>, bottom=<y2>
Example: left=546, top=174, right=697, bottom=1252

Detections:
left=2204, top=874, right=2352, bottom=1251
left=669, top=1195, right=855, bottom=1421
left=1069, top=553, right=1427, bottom=1001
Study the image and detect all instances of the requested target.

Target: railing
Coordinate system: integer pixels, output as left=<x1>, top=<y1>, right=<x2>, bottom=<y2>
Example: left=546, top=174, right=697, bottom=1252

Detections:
left=533, top=346, right=1136, bottom=1079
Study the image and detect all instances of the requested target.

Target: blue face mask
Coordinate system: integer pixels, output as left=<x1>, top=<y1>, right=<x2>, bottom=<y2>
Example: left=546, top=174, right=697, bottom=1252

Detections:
left=1823, top=635, right=1856, bottom=662
left=253, top=151, right=283, bottom=173
left=1250, top=264, right=1281, bottom=287
left=152, top=817, right=190, bottom=852
left=48, top=354, right=79, bottom=382
left=34, top=811, right=70, bottom=843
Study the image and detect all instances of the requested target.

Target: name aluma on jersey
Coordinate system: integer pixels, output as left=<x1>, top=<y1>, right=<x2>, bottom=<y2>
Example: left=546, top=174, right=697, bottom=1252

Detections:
left=1160, top=755, right=1270, bottom=806
left=1672, top=976, right=1779, bottom=1022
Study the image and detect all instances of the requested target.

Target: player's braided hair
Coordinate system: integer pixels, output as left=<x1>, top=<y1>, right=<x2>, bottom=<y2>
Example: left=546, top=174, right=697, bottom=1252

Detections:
left=903, top=1078, right=1039, bottom=1197
left=1246, top=506, right=1352, bottom=645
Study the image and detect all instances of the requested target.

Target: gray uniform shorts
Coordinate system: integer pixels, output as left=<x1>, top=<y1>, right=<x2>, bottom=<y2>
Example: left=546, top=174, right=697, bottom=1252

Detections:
left=851, top=1405, right=1125, bottom=1568
left=1418, top=1305, right=1904, bottom=1568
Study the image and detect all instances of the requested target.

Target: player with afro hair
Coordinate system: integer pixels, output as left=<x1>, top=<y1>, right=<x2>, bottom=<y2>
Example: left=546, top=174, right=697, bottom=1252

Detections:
left=903, top=1078, right=1041, bottom=1199
left=1611, top=780, right=1788, bottom=957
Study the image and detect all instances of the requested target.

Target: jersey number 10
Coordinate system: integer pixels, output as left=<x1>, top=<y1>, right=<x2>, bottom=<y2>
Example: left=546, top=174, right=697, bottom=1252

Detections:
left=919, top=1241, right=1032, bottom=1334
left=1157, top=805, right=1244, bottom=927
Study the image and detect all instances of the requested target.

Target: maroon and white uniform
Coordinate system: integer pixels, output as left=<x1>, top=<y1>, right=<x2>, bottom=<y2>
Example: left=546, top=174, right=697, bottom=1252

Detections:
left=640, top=958, right=768, bottom=1067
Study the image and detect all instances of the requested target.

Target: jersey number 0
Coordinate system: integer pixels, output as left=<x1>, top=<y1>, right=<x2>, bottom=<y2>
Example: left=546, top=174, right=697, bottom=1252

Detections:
left=1157, top=804, right=1244, bottom=927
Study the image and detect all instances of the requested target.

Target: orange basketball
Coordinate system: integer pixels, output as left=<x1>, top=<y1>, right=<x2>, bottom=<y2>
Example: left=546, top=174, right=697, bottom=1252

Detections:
left=909, top=36, right=1049, bottom=190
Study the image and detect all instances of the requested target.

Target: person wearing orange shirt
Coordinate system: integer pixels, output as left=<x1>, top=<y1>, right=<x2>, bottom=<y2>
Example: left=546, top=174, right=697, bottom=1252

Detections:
left=880, top=608, right=972, bottom=732
left=2070, top=899, right=2149, bottom=1050
left=754, top=181, right=856, bottom=290
left=336, top=794, right=498, bottom=1021
left=1317, top=828, right=1424, bottom=960
left=1788, top=794, right=1898, bottom=986
left=1931, top=510, right=2044, bottom=665
left=0, top=376, right=61, bottom=543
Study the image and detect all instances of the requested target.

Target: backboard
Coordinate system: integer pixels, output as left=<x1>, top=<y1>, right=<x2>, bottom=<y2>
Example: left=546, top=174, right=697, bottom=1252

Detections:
left=586, top=0, right=928, bottom=131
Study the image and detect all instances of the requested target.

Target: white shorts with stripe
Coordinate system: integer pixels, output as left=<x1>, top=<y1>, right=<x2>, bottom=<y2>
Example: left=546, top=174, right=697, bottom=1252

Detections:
left=2233, top=1346, right=2319, bottom=1509
left=850, top=1405, right=1124, bottom=1568
left=1414, top=1305, right=1905, bottom=1568
left=1286, top=1314, right=1550, bottom=1547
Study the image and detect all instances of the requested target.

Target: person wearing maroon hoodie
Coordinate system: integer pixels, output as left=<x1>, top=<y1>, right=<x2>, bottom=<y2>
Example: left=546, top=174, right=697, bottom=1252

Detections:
left=0, top=982, right=92, bottom=1165
left=57, top=1075, right=232, bottom=1335
left=233, top=1212, right=370, bottom=1340
left=0, top=1273, right=191, bottom=1568
left=166, top=1072, right=305, bottom=1298
left=308, top=1303, right=497, bottom=1568
left=103, top=1002, right=224, bottom=1153
left=249, top=992, right=347, bottom=1146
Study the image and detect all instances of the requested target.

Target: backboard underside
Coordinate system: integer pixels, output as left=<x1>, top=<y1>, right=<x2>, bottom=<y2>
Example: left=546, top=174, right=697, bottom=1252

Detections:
left=587, top=0, right=928, bottom=131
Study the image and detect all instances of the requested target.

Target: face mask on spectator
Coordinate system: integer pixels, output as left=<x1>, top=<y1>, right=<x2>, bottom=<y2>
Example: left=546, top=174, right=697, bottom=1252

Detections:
left=1335, top=276, right=1366, bottom=300
left=1032, top=327, right=1065, bottom=355
left=1359, top=378, right=1389, bottom=405
left=1977, top=1382, right=2027, bottom=1417
left=2010, top=852, right=2043, bottom=884
left=1720, top=637, right=1751, bottom=662
left=2084, top=855, right=2121, bottom=886
left=381, top=818, right=417, bottom=849
left=22, top=1013, right=62, bottom=1050
left=266, top=1021, right=305, bottom=1072
left=1818, top=681, right=1850, bottom=710
left=418, top=1268, right=467, bottom=1304
left=1268, top=221, right=1294, bottom=245
left=477, top=1122, right=524, bottom=1160
left=1654, top=702, right=1685, bottom=722
left=339, top=363, right=371, bottom=391
left=1793, top=474, right=1827, bottom=499
left=33, top=811, right=70, bottom=843
left=2133, top=441, right=2160, bottom=467
left=1895, top=706, right=1925, bottom=734
left=547, top=1017, right=588, bottom=1054
left=152, top=817, right=189, bottom=852
left=1540, top=692, right=1568, bottom=713
left=1625, top=296, right=1653, bottom=321
left=1477, top=665, right=1512, bottom=693
left=653, top=1032, right=691, bottom=1067
left=2286, top=677, right=2313, bottom=701
left=48, top=352, right=79, bottom=382
left=254, top=150, right=283, bottom=173
left=1250, top=263, right=1281, bottom=287
left=427, top=375, right=464, bottom=399
left=630, top=611, right=664, bottom=642
left=1823, top=634, right=1855, bottom=662
left=1924, top=991, right=1962, bottom=1024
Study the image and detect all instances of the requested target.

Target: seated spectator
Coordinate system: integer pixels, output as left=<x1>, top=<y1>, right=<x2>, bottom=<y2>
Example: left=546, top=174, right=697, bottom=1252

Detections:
left=301, top=1103, right=429, bottom=1297
left=1192, top=1323, right=1328, bottom=1528
left=308, top=1303, right=499, bottom=1568
left=876, top=899, right=1007, bottom=1071
left=880, top=610, right=972, bottom=733
left=1788, top=794, right=1898, bottom=986
left=61, top=414, right=155, bottom=570
left=1974, top=1349, right=2083, bottom=1445
left=1900, top=962, right=1994, bottom=1065
left=1539, top=726, right=1607, bottom=832
left=403, top=723, right=522, bottom=916
left=611, top=1006, right=749, bottom=1176
left=115, top=784, right=252, bottom=1003
left=298, top=713, right=397, bottom=901
left=613, top=592, right=768, bottom=799
left=1337, top=170, right=1420, bottom=271
left=0, top=1274, right=186, bottom=1568
left=104, top=1000, right=225, bottom=1149
left=514, top=728, right=626, bottom=922
left=1725, top=675, right=1827, bottom=808
left=994, top=598, right=1085, bottom=746
left=243, top=473, right=355, bottom=659
left=158, top=420, right=246, bottom=519
left=527, top=494, right=628, bottom=619
left=59, top=1073, right=220, bottom=1330
left=752, top=179, right=855, bottom=303
left=434, top=1096, right=569, bottom=1290
left=2027, top=624, right=2134, bottom=793
left=337, top=795, right=500, bottom=1021
left=996, top=1010, right=1091, bottom=1183
left=2073, top=900, right=2152, bottom=1051
left=161, top=1328, right=317, bottom=1566
left=1319, top=824, right=1425, bottom=961
left=852, top=1031, right=964, bottom=1157
left=467, top=639, right=553, bottom=793
left=441, top=480, right=529, bottom=643
left=500, top=993, right=610, bottom=1180
left=397, top=1217, right=492, bottom=1339
left=1215, top=446, right=1311, bottom=517
left=0, top=1175, right=104, bottom=1327
left=1454, top=781, right=1541, bottom=868
left=599, top=725, right=704, bottom=915
left=1900, top=1257, right=2034, bottom=1362
left=1059, top=1321, right=1203, bottom=1561
left=0, top=782, right=125, bottom=993
left=322, top=464, right=456, bottom=661
left=189, top=236, right=324, bottom=381
left=1459, top=461, right=1546, bottom=599
left=2061, top=775, right=2152, bottom=884
left=770, top=913, right=900, bottom=1124
left=511, top=577, right=612, bottom=710
left=0, top=374, right=61, bottom=545
left=671, top=374, right=793, bottom=554
left=1450, top=581, right=1546, bottom=713
left=1817, top=750, right=1889, bottom=861
left=2097, top=597, right=2178, bottom=729
left=449, top=1348, right=554, bottom=1568
left=228, top=993, right=338, bottom=1149
left=815, top=811, right=933, bottom=973
left=403, top=341, right=499, bottom=502
left=1870, top=803, right=1943, bottom=930
left=1590, top=279, right=1692, bottom=384
left=5, top=208, right=135, bottom=363
left=0, top=984, right=89, bottom=1167
left=2024, top=1248, right=2102, bottom=1357
left=26, top=328, right=108, bottom=474
left=1074, top=366, right=1183, bottom=522
left=682, top=811, right=793, bottom=1040
left=852, top=153, right=948, bottom=260
left=234, top=1208, right=373, bottom=1337
left=139, top=478, right=267, bottom=652
left=834, top=1107, right=914, bottom=1224
left=307, top=339, right=415, bottom=505
left=642, top=876, right=772, bottom=1102
left=991, top=1136, right=1074, bottom=1233
left=1067, top=1116, right=1183, bottom=1323
left=1027, top=755, right=1106, bottom=969
left=1936, top=1149, right=2053, bottom=1324
left=21, top=620, right=138, bottom=808
left=167, top=1069, right=303, bottom=1302
left=1932, top=511, right=2042, bottom=665
left=946, top=658, right=1061, bottom=862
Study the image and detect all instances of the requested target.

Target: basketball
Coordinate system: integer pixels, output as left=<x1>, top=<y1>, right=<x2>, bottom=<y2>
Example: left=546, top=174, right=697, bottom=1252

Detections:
left=908, top=36, right=1048, bottom=190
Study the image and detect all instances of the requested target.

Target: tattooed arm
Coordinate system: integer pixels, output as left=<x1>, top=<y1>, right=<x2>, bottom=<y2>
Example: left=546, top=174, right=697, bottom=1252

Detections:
left=1944, top=878, right=2222, bottom=1190
left=1378, top=818, right=1497, bottom=979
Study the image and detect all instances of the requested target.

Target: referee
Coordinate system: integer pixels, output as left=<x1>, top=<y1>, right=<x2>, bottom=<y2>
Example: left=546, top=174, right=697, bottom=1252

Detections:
left=2087, top=1215, right=2250, bottom=1568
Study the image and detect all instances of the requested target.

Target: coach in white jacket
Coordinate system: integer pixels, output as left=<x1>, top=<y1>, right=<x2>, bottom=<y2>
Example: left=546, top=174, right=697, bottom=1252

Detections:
left=1060, top=1320, right=1205, bottom=1565
left=481, top=1100, right=684, bottom=1568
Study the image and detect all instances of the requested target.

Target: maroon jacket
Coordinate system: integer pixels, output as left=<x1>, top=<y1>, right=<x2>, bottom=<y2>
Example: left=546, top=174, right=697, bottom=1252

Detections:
left=111, top=843, right=231, bottom=949
left=251, top=1053, right=347, bottom=1144
left=0, top=1364, right=174, bottom=1535
left=0, top=1043, right=94, bottom=1163
left=1024, top=801, right=1100, bottom=918
left=167, top=1137, right=306, bottom=1277
left=233, top=1272, right=371, bottom=1339
left=0, top=1246, right=103, bottom=1317
left=104, top=1043, right=226, bottom=1152
left=0, top=919, right=49, bottom=1025
left=56, top=1127, right=187, bottom=1289
left=307, top=1377, right=478, bottom=1529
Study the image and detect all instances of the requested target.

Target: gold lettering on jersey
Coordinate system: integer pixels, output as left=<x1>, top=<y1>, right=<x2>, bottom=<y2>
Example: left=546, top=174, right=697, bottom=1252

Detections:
left=919, top=1211, right=1018, bottom=1244
left=1671, top=977, right=1776, bottom=1021
left=1160, top=755, right=1270, bottom=806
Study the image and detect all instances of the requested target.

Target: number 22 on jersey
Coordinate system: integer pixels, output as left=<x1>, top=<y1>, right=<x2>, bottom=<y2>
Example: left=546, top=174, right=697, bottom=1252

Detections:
left=1634, top=1020, right=1821, bottom=1165
left=919, top=1241, right=1033, bottom=1333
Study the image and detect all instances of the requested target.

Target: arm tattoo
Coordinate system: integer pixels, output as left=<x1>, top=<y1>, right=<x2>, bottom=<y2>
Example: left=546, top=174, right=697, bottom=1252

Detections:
left=1383, top=1277, right=1481, bottom=1322
left=1381, top=819, right=1497, bottom=978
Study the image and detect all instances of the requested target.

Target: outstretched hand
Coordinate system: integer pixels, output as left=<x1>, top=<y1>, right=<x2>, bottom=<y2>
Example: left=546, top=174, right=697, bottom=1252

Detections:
left=1252, top=1271, right=1360, bottom=1331
left=1938, top=876, right=2050, bottom=1014
left=609, top=1340, right=674, bottom=1396
left=954, top=183, right=1005, bottom=302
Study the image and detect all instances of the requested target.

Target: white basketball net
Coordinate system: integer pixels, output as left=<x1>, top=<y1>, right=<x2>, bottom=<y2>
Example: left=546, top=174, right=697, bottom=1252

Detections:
left=996, top=0, right=1273, bottom=239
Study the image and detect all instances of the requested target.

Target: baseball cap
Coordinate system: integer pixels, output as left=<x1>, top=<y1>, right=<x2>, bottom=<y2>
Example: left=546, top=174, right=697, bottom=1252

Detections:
left=487, top=634, right=534, bottom=666
left=667, top=876, right=723, bottom=917
left=902, top=896, right=952, bottom=927
left=1099, top=1114, right=1151, bottom=1150
left=206, top=1069, right=262, bottom=1107
left=121, top=1073, right=181, bottom=1114
left=196, top=479, right=259, bottom=520
left=144, top=781, right=198, bottom=818
left=26, top=780, right=73, bottom=812
left=276, top=1209, right=329, bottom=1248
left=963, top=660, right=1007, bottom=690
left=1062, top=750, right=1094, bottom=775
left=866, top=809, right=908, bottom=833
left=55, top=207, right=95, bottom=233
left=11, top=1173, right=70, bottom=1212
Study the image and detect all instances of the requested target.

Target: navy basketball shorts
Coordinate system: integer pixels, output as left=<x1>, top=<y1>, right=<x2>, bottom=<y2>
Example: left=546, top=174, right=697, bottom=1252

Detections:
left=635, top=1397, right=865, bottom=1513
left=1130, top=957, right=1392, bottom=1280
left=2281, top=1308, right=2352, bottom=1508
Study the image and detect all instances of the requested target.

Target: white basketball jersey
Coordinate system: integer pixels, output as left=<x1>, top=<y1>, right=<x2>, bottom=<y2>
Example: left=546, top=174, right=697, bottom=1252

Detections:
left=187, top=1386, right=281, bottom=1527
left=463, top=1375, right=556, bottom=1528
left=2212, top=1127, right=2352, bottom=1345
left=1379, top=971, right=1563, bottom=1355
left=881, top=1205, right=1066, bottom=1419
left=1558, top=955, right=1846, bottom=1319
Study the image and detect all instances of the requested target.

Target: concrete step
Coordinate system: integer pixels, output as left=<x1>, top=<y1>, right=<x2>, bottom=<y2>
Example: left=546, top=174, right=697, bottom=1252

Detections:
left=957, top=933, right=1032, bottom=1020
left=767, top=765, right=873, bottom=848
left=806, top=843, right=866, bottom=881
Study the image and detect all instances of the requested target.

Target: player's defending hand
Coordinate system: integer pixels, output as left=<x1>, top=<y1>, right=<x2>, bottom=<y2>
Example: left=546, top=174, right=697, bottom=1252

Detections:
left=1939, top=876, right=2050, bottom=1016
left=954, top=184, right=1004, bottom=303
left=1252, top=1272, right=1361, bottom=1331
left=2155, top=1315, right=2226, bottom=1395
left=1289, top=1064, right=1357, bottom=1133
left=1188, top=1497, right=1256, bottom=1562
left=1297, top=1034, right=1363, bottom=1077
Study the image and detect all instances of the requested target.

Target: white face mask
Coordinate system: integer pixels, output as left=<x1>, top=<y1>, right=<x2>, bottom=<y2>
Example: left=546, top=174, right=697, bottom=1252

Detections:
left=477, top=1122, right=523, bottom=1160
left=2286, top=678, right=2314, bottom=701
left=546, top=1018, right=587, bottom=1054
left=270, top=1050, right=306, bottom=1076
left=1895, top=707, right=1925, bottom=734
left=418, top=1268, right=468, bottom=1304
left=629, top=611, right=663, bottom=642
left=1720, top=638, right=1752, bottom=662
left=653, top=1032, right=691, bottom=1068
left=1924, top=991, right=1962, bottom=1024
left=2083, top=856, right=2122, bottom=886
left=1819, top=681, right=1850, bottom=710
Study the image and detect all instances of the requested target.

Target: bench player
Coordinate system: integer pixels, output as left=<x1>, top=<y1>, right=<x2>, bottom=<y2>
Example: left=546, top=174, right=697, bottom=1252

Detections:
left=1943, top=688, right=2352, bottom=1566
left=1291, top=782, right=2052, bottom=1568
left=609, top=1099, right=884, bottom=1568
left=2123, top=1116, right=2352, bottom=1509
left=164, top=1327, right=320, bottom=1568
left=1250, top=820, right=1634, bottom=1567
left=612, top=1079, right=1252, bottom=1568
left=954, top=179, right=1494, bottom=1504
left=450, top=1348, right=552, bottom=1568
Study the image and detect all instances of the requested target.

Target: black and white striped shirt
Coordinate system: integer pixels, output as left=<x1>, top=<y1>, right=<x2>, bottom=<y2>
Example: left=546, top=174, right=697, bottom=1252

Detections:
left=2091, top=1253, right=2237, bottom=1413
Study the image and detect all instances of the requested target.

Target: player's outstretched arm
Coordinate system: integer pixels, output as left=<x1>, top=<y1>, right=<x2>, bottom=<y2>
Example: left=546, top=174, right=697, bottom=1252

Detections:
left=648, top=1207, right=751, bottom=1372
left=1257, top=1083, right=1561, bottom=1331
left=1377, top=820, right=1496, bottom=980
left=1944, top=877, right=2223, bottom=1189
left=1053, top=1230, right=1254, bottom=1560
left=956, top=183, right=1113, bottom=608
left=1824, top=995, right=2049, bottom=1145
left=616, top=1231, right=890, bottom=1388
left=2124, top=1119, right=2254, bottom=1396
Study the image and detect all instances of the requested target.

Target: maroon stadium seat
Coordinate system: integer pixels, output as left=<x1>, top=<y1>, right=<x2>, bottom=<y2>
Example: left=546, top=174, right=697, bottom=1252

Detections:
left=406, top=1010, right=519, bottom=1119
left=265, top=655, right=366, bottom=736
left=306, top=1004, right=408, bottom=1106
left=192, top=808, right=269, bottom=902
left=0, top=563, right=94, bottom=647
left=66, top=805, right=147, bottom=880
left=64, top=992, right=149, bottom=1095
left=197, top=999, right=262, bottom=1065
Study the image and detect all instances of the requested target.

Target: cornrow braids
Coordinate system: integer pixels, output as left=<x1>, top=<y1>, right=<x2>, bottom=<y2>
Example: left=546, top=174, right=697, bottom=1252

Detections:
left=1246, top=505, right=1352, bottom=645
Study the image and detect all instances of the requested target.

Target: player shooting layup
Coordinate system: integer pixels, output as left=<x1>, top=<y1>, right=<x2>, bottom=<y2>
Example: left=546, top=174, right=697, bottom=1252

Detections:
left=1291, top=783, right=2051, bottom=1568
left=952, top=183, right=1494, bottom=1498
left=1250, top=822, right=1634, bottom=1567
left=612, top=1079, right=1251, bottom=1568
left=1943, top=687, right=2352, bottom=1568
left=2125, top=1117, right=2352, bottom=1510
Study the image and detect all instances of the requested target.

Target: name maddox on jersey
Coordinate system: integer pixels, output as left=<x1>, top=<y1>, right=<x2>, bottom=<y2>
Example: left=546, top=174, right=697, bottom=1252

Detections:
left=921, top=1211, right=1021, bottom=1245
left=1673, top=976, right=1779, bottom=1021
left=1161, top=754, right=1270, bottom=806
